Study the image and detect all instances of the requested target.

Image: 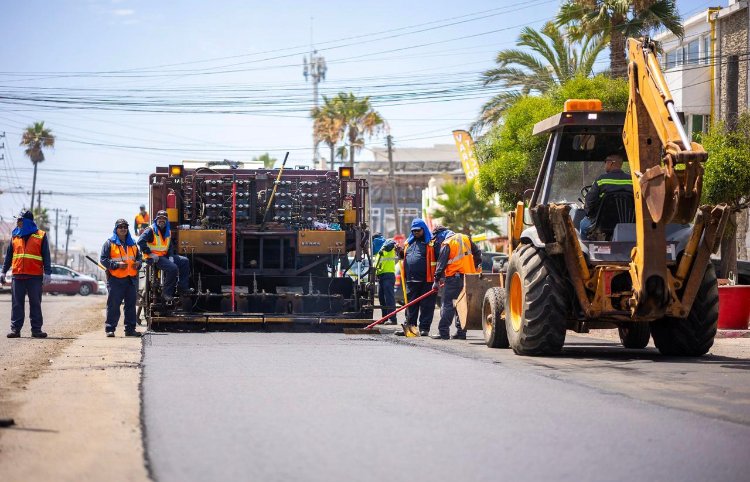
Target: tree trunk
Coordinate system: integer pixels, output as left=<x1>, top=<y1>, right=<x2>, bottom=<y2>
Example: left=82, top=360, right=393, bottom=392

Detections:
left=609, top=26, right=627, bottom=79
left=30, top=161, right=38, bottom=211
left=719, top=212, right=738, bottom=282
left=349, top=145, right=355, bottom=168
left=329, top=144, right=335, bottom=171
left=737, top=208, right=749, bottom=261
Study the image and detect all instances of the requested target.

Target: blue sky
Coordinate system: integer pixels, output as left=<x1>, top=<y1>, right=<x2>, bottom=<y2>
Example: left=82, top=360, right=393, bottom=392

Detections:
left=0, top=0, right=716, bottom=251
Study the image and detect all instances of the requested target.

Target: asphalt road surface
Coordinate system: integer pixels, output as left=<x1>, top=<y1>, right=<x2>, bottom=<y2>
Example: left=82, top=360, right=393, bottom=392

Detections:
left=143, top=330, right=750, bottom=482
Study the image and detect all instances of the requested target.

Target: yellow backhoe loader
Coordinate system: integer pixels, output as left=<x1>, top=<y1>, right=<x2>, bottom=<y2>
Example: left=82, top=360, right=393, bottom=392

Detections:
left=481, top=37, right=729, bottom=356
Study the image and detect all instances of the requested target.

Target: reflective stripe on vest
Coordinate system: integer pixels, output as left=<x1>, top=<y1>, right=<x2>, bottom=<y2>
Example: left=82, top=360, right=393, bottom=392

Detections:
left=146, top=229, right=170, bottom=258
left=109, top=243, right=139, bottom=278
left=445, top=234, right=477, bottom=277
left=11, top=230, right=45, bottom=276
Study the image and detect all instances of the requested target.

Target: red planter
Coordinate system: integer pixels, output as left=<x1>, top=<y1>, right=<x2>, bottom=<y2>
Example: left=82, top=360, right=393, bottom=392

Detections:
left=717, top=285, right=750, bottom=330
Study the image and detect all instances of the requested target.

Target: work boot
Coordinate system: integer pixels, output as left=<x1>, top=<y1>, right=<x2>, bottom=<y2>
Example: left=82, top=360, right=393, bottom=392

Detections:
left=31, top=331, right=48, bottom=338
left=106, top=331, right=115, bottom=337
left=419, top=330, right=429, bottom=337
left=430, top=333, right=449, bottom=340
left=124, top=329, right=142, bottom=337
left=6, top=330, right=20, bottom=338
left=451, top=332, right=467, bottom=340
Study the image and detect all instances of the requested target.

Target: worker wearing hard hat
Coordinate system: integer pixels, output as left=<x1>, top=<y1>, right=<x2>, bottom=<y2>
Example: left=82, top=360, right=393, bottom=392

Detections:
left=2, top=210, right=52, bottom=338
left=137, top=210, right=191, bottom=302
left=100, top=219, right=142, bottom=337
left=134, top=205, right=150, bottom=236
left=431, top=231, right=481, bottom=340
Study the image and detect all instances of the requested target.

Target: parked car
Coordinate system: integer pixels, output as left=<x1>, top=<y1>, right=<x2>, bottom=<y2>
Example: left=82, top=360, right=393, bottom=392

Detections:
left=97, top=280, right=108, bottom=296
left=46, top=264, right=98, bottom=296
left=0, top=265, right=98, bottom=296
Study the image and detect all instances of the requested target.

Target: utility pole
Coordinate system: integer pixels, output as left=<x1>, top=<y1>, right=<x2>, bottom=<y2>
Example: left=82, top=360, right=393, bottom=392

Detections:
left=303, top=27, right=327, bottom=170
left=34, top=190, right=52, bottom=210
left=51, top=208, right=67, bottom=264
left=63, top=215, right=72, bottom=267
left=386, top=135, right=400, bottom=236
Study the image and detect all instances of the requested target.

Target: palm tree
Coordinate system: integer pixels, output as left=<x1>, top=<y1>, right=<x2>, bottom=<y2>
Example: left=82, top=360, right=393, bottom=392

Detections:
left=431, top=180, right=499, bottom=236
left=557, top=0, right=683, bottom=79
left=311, top=96, right=344, bottom=170
left=252, top=153, right=277, bottom=168
left=329, top=92, right=385, bottom=168
left=474, top=22, right=606, bottom=132
left=20, top=121, right=55, bottom=212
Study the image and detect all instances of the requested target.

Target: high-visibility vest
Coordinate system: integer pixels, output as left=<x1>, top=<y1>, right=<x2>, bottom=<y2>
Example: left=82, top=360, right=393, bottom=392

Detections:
left=11, top=230, right=45, bottom=276
left=109, top=243, right=139, bottom=278
left=444, top=233, right=478, bottom=277
left=403, top=240, right=436, bottom=282
left=145, top=228, right=170, bottom=258
left=135, top=212, right=150, bottom=229
left=375, top=246, right=397, bottom=276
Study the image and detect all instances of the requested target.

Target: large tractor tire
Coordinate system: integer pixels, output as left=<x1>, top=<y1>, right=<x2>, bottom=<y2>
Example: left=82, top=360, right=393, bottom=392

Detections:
left=482, top=287, right=509, bottom=348
left=650, top=264, right=719, bottom=356
left=505, top=244, right=568, bottom=356
left=618, top=322, right=651, bottom=349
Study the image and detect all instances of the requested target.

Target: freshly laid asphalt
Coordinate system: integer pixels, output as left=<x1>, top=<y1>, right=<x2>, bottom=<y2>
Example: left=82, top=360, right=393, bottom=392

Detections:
left=142, top=331, right=750, bottom=482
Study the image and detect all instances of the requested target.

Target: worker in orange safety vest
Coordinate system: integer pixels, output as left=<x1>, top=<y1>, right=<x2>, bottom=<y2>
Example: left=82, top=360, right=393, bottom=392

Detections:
left=431, top=232, right=481, bottom=340
left=100, top=218, right=142, bottom=337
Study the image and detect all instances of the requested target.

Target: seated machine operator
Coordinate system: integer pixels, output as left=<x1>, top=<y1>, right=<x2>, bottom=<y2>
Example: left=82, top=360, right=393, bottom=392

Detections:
left=578, top=153, right=633, bottom=239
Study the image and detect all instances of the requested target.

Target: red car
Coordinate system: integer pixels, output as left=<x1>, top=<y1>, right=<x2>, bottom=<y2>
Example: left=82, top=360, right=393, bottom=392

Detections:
left=46, top=264, right=99, bottom=296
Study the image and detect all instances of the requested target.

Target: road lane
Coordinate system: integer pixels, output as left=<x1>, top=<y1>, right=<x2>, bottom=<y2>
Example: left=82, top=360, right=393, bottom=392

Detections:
left=143, top=331, right=750, bottom=482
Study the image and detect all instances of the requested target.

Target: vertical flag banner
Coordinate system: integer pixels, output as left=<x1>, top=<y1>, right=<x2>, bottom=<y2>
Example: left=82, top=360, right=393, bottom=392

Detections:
left=452, top=130, right=480, bottom=181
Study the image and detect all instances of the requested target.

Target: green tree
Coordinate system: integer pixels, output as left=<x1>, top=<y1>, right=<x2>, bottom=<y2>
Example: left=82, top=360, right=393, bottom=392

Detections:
left=557, top=0, right=683, bottom=79
left=475, top=22, right=606, bottom=131
left=311, top=96, right=344, bottom=170
left=327, top=92, right=385, bottom=168
left=32, top=206, right=50, bottom=232
left=20, top=121, right=55, bottom=212
left=431, top=180, right=500, bottom=236
left=252, top=153, right=277, bottom=169
left=700, top=112, right=750, bottom=279
left=476, top=75, right=629, bottom=208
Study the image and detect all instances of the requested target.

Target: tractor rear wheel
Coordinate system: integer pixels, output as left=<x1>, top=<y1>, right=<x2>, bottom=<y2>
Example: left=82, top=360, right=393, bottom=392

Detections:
left=618, top=322, right=651, bottom=349
left=505, top=244, right=568, bottom=356
left=482, top=287, right=508, bottom=348
left=651, top=264, right=719, bottom=356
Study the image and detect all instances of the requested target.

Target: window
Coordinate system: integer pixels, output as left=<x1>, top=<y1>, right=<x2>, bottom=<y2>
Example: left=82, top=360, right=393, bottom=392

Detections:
left=686, top=40, right=700, bottom=65
left=666, top=49, right=681, bottom=69
left=703, top=35, right=711, bottom=65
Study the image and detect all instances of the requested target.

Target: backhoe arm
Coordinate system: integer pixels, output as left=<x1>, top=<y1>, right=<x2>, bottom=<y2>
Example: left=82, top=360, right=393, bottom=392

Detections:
left=623, top=37, right=709, bottom=318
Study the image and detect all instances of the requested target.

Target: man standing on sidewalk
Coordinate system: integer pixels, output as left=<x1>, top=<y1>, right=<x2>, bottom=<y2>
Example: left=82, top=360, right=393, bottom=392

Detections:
left=431, top=232, right=481, bottom=340
left=100, top=219, right=142, bottom=337
left=2, top=210, right=52, bottom=338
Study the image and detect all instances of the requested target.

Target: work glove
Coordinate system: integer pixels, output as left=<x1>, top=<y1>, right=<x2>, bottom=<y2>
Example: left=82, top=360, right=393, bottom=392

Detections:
left=0, top=273, right=6, bottom=285
left=432, top=280, right=444, bottom=291
left=145, top=258, right=155, bottom=266
left=134, top=261, right=142, bottom=270
left=43, top=274, right=51, bottom=285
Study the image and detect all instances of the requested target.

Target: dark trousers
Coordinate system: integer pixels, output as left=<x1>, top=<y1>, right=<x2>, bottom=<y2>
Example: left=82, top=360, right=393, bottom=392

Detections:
left=155, top=255, right=190, bottom=296
left=405, top=281, right=437, bottom=331
left=106, top=276, right=138, bottom=331
left=377, top=272, right=397, bottom=322
left=438, top=275, right=464, bottom=337
left=10, top=277, right=44, bottom=333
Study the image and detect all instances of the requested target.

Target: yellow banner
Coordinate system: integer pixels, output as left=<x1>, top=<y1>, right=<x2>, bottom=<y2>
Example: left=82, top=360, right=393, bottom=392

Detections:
left=452, top=130, right=480, bottom=181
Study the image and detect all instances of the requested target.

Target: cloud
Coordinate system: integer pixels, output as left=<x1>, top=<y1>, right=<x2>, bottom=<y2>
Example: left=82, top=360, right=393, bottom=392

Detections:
left=113, top=9, right=134, bottom=16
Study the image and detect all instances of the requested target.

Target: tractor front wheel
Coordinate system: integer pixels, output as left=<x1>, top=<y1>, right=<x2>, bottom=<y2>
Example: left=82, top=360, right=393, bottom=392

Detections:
left=505, top=244, right=568, bottom=356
